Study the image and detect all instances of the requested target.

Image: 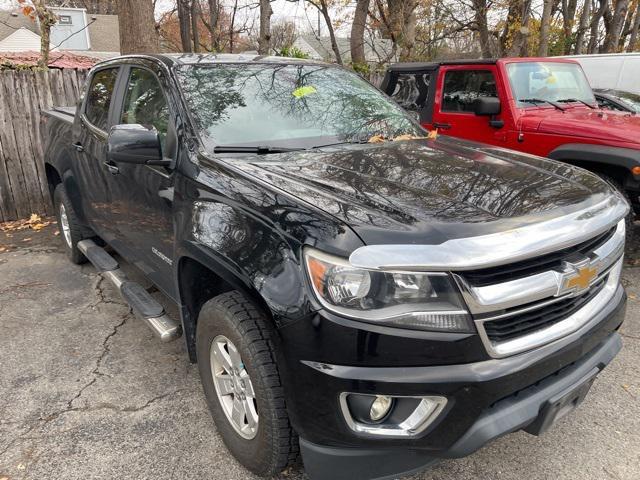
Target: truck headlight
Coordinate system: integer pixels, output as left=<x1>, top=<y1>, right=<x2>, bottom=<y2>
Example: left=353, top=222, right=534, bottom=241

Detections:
left=304, top=248, right=473, bottom=332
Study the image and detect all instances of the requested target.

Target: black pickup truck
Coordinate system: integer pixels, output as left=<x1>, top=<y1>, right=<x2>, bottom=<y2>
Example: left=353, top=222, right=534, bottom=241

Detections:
left=43, top=54, right=629, bottom=480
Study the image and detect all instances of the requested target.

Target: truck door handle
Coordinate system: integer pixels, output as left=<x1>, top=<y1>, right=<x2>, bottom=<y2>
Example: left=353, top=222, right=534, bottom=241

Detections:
left=433, top=122, right=451, bottom=130
left=72, top=142, right=84, bottom=153
left=103, top=161, right=120, bottom=175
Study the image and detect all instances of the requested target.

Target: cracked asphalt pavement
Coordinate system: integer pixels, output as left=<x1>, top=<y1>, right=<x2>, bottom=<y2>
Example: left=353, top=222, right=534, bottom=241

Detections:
left=1, top=224, right=639, bottom=480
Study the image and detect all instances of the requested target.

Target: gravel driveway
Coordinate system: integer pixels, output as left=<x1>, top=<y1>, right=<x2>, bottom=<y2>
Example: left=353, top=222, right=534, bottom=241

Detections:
left=1, top=223, right=639, bottom=480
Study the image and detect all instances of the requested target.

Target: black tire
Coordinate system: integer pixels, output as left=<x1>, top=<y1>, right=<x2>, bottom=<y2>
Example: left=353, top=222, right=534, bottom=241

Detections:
left=596, top=174, right=636, bottom=245
left=53, top=184, right=87, bottom=264
left=196, top=291, right=299, bottom=477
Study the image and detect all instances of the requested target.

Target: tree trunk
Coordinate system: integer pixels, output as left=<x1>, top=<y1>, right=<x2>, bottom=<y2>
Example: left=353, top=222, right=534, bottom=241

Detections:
left=116, top=0, right=159, bottom=54
left=350, top=0, right=370, bottom=65
left=628, top=0, right=640, bottom=50
left=258, top=0, right=273, bottom=54
left=618, top=0, right=636, bottom=48
left=32, top=1, right=57, bottom=68
left=207, top=0, right=220, bottom=51
left=574, top=0, right=592, bottom=53
left=561, top=0, right=578, bottom=53
left=501, top=0, right=532, bottom=57
left=538, top=0, right=556, bottom=55
left=472, top=0, right=493, bottom=57
left=177, top=0, right=193, bottom=52
left=316, top=0, right=343, bottom=64
left=588, top=0, right=607, bottom=52
left=602, top=0, right=630, bottom=51
left=191, top=0, right=200, bottom=52
left=229, top=0, right=238, bottom=53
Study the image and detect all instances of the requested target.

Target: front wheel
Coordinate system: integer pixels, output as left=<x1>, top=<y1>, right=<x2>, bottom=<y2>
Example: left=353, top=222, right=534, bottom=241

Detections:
left=196, top=291, right=299, bottom=476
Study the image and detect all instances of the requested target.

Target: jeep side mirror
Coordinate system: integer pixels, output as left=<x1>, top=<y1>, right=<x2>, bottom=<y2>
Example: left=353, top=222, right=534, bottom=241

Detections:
left=473, top=97, right=501, bottom=116
left=107, top=124, right=169, bottom=166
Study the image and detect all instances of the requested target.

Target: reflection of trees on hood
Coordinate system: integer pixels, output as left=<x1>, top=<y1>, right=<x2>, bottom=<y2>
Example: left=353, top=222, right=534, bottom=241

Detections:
left=176, top=63, right=420, bottom=145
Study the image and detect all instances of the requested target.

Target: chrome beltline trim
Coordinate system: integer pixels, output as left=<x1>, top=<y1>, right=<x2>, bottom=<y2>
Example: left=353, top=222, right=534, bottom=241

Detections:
left=455, top=219, right=625, bottom=314
left=349, top=195, right=628, bottom=272
left=475, top=257, right=623, bottom=358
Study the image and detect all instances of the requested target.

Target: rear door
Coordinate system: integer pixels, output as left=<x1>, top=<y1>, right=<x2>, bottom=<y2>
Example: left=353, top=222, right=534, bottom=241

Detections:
left=432, top=65, right=509, bottom=144
left=73, top=66, right=121, bottom=236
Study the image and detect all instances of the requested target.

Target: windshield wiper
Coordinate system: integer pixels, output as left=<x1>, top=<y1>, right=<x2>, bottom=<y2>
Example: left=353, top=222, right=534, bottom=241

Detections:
left=557, top=98, right=595, bottom=109
left=518, top=98, right=565, bottom=111
left=213, top=145, right=304, bottom=154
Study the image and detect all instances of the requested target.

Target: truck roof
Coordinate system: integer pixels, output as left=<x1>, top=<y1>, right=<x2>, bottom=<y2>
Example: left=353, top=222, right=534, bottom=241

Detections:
left=95, top=53, right=324, bottom=69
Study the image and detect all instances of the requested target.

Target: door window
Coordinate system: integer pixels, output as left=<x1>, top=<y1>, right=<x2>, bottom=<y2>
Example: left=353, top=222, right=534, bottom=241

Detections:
left=442, top=70, right=497, bottom=113
left=120, top=68, right=169, bottom=151
left=85, top=68, right=119, bottom=131
left=392, top=73, right=431, bottom=112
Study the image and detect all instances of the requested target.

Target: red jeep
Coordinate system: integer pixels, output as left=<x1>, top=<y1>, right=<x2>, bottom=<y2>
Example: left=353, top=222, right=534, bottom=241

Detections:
left=382, top=58, right=640, bottom=223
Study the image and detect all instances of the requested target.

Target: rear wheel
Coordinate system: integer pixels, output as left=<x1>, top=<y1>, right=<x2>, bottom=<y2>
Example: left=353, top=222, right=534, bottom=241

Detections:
left=195, top=291, right=299, bottom=476
left=53, top=184, right=87, bottom=264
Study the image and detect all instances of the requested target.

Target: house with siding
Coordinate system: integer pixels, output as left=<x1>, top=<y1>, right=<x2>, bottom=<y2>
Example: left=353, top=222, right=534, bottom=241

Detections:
left=0, top=7, right=119, bottom=56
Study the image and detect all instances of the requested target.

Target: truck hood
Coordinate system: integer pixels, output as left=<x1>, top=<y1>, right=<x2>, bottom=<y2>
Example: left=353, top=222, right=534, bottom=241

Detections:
left=523, top=107, right=640, bottom=145
left=228, top=136, right=614, bottom=246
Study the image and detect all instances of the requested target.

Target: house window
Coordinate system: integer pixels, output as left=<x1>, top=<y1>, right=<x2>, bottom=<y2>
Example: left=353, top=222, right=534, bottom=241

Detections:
left=58, top=15, right=72, bottom=25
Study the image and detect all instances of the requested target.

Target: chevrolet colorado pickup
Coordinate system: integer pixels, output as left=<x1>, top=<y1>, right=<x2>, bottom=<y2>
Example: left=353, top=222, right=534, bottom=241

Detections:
left=43, top=54, right=629, bottom=480
left=382, top=58, right=640, bottom=233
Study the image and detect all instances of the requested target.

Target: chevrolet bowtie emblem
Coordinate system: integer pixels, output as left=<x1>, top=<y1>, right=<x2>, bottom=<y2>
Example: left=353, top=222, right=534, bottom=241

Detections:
left=562, top=263, right=598, bottom=292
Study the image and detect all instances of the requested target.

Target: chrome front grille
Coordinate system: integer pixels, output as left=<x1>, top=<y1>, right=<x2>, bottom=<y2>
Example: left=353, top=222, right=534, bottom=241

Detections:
left=455, top=219, right=626, bottom=358
left=482, top=275, right=608, bottom=342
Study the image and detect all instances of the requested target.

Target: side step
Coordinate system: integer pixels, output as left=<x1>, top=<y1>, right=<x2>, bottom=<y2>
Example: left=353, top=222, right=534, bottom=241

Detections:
left=78, top=239, right=182, bottom=342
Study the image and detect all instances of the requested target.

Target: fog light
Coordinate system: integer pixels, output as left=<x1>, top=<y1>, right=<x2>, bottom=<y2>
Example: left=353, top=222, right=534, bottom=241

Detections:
left=369, top=395, right=392, bottom=421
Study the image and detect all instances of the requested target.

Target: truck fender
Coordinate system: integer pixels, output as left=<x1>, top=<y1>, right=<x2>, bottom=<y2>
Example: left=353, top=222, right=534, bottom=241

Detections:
left=173, top=202, right=317, bottom=362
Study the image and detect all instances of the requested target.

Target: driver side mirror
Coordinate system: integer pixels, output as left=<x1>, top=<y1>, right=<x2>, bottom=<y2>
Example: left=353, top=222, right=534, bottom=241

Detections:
left=473, top=97, right=501, bottom=116
left=107, top=124, right=169, bottom=166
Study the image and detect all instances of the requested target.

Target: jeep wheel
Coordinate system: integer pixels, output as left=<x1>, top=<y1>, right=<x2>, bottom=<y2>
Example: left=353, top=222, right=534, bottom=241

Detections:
left=196, top=291, right=299, bottom=476
left=597, top=174, right=636, bottom=245
left=53, top=184, right=88, bottom=264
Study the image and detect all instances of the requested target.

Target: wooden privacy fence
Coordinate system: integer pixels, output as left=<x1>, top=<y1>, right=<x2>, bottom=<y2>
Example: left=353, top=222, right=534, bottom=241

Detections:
left=0, top=69, right=87, bottom=223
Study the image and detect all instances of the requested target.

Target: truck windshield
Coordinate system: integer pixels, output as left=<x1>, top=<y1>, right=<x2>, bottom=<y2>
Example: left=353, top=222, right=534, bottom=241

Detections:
left=507, top=62, right=596, bottom=108
left=176, top=63, right=424, bottom=151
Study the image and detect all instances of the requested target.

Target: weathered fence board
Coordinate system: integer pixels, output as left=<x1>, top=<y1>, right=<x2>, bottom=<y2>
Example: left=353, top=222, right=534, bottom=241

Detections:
left=0, top=69, right=87, bottom=222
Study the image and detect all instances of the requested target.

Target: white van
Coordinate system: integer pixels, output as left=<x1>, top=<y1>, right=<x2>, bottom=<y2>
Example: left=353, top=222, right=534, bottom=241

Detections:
left=561, top=53, right=640, bottom=95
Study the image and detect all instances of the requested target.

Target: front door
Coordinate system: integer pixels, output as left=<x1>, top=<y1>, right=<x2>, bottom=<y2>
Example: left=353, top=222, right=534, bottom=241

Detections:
left=432, top=66, right=508, bottom=145
left=102, top=65, right=177, bottom=298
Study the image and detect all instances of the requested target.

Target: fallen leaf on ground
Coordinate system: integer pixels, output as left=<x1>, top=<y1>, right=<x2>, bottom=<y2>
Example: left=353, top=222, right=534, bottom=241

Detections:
left=54, top=230, right=60, bottom=236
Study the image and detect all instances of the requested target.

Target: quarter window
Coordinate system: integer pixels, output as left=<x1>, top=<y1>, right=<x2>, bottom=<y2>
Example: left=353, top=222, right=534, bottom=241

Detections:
left=120, top=68, right=169, bottom=150
left=85, top=68, right=119, bottom=131
left=442, top=70, right=497, bottom=113
left=392, top=73, right=431, bottom=112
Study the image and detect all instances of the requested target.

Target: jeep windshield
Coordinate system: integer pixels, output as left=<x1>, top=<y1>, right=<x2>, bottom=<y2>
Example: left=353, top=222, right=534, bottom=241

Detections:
left=176, top=63, right=424, bottom=151
left=507, top=62, right=596, bottom=108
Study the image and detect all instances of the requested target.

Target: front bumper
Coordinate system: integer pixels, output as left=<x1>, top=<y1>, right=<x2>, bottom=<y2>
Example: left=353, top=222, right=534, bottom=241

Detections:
left=279, top=285, right=626, bottom=480
left=299, top=332, right=621, bottom=480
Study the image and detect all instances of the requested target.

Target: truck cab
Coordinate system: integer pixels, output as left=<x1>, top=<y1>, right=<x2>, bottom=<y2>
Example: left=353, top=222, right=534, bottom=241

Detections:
left=382, top=58, right=640, bottom=222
